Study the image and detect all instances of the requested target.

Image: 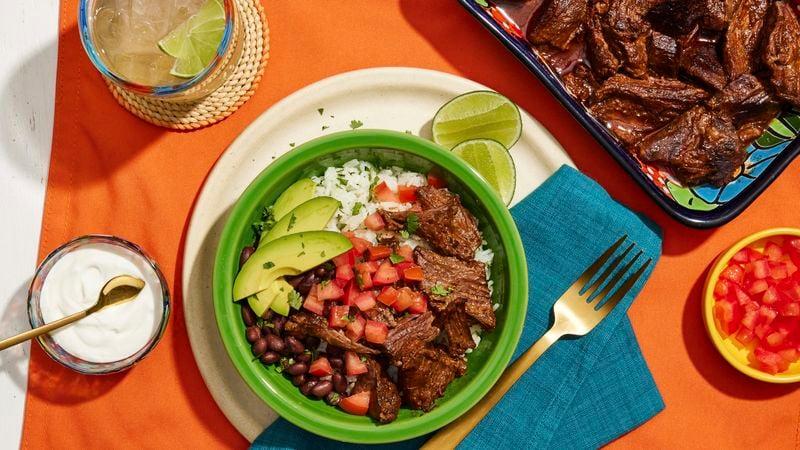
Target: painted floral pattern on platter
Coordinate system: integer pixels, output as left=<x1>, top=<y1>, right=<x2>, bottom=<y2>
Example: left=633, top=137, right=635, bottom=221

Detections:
left=478, top=1, right=800, bottom=212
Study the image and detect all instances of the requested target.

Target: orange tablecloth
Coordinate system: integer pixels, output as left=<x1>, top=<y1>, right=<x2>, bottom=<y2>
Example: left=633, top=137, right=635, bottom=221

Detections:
left=22, top=1, right=800, bottom=448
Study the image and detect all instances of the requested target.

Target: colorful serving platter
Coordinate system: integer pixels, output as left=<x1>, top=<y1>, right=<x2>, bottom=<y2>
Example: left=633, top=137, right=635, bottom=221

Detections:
left=460, top=0, right=800, bottom=228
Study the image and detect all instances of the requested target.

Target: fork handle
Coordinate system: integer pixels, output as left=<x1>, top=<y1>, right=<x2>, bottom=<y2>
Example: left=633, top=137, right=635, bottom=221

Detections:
left=421, top=327, right=563, bottom=450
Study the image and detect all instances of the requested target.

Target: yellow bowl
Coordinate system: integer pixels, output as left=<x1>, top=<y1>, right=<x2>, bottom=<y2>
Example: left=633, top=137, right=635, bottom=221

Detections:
left=703, top=227, right=800, bottom=383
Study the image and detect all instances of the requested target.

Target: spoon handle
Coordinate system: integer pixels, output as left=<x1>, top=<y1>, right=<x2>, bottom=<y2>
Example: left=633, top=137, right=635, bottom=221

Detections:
left=0, top=309, right=88, bottom=351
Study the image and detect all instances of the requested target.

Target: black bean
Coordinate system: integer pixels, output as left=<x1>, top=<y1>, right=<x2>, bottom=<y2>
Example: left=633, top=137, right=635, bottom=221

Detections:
left=291, top=374, right=306, bottom=386
left=267, top=334, right=285, bottom=353
left=311, top=380, right=333, bottom=398
left=251, top=338, right=267, bottom=356
left=296, top=353, right=311, bottom=363
left=260, top=324, right=272, bottom=336
left=300, top=380, right=318, bottom=396
left=304, top=336, right=320, bottom=348
left=325, top=392, right=341, bottom=406
left=239, top=246, right=255, bottom=268
left=286, top=362, right=308, bottom=376
left=260, top=351, right=279, bottom=364
left=332, top=373, right=347, bottom=393
left=245, top=326, right=260, bottom=343
left=329, top=357, right=343, bottom=371
left=326, top=346, right=343, bottom=357
left=241, top=304, right=257, bottom=327
left=272, top=317, right=287, bottom=334
left=314, top=266, right=328, bottom=278
left=296, top=273, right=316, bottom=296
left=286, top=274, right=304, bottom=288
left=286, top=336, right=305, bottom=354
left=262, top=309, right=274, bottom=321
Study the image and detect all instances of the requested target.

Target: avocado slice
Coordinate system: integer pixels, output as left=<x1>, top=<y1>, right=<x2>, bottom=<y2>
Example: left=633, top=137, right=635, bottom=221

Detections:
left=233, top=231, right=352, bottom=300
left=259, top=196, right=340, bottom=247
left=272, top=178, right=316, bottom=222
left=247, top=279, right=294, bottom=317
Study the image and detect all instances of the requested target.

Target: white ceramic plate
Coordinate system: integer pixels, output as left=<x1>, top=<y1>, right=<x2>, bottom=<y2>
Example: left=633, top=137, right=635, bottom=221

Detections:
left=182, top=67, right=574, bottom=441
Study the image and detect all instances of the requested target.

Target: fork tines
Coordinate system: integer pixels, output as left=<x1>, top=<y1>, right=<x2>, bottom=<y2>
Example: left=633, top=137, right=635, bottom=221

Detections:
left=580, top=235, right=652, bottom=311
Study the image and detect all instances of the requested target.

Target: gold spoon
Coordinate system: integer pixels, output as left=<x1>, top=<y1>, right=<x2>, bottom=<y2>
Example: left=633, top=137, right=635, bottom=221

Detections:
left=0, top=275, right=145, bottom=351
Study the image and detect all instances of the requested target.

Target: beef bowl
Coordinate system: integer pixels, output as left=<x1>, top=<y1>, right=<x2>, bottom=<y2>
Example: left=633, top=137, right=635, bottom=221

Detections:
left=212, top=130, right=527, bottom=444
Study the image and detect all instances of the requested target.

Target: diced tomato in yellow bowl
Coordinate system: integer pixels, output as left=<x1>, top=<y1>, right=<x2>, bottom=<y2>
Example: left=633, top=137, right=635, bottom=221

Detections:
left=703, top=228, right=800, bottom=383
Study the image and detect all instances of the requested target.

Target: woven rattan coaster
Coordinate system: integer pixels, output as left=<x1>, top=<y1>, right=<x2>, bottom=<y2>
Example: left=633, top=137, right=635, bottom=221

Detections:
left=106, top=0, right=269, bottom=130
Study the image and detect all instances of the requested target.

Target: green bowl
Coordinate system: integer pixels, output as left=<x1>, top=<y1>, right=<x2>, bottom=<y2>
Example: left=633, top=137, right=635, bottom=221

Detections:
left=213, top=130, right=528, bottom=444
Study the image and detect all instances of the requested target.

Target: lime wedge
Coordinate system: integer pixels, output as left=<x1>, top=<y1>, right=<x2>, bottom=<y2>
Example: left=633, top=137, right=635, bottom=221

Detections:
left=158, top=0, right=225, bottom=78
left=452, top=139, right=516, bottom=205
left=432, top=91, right=522, bottom=149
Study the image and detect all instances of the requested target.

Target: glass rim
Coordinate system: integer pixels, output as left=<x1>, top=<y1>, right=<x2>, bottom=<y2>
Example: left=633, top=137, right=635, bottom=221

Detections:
left=27, top=234, right=171, bottom=375
left=77, top=0, right=237, bottom=96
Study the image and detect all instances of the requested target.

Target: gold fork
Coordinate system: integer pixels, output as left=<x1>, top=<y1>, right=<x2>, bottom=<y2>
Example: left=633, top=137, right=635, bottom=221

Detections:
left=422, top=236, right=652, bottom=450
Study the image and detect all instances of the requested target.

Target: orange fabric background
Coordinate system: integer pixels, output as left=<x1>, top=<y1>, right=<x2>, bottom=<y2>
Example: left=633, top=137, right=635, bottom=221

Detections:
left=21, top=0, right=800, bottom=448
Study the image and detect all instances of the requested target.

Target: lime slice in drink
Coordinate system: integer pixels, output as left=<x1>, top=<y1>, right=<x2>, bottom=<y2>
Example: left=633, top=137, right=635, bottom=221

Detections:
left=432, top=91, right=522, bottom=149
left=452, top=139, right=516, bottom=205
left=158, top=0, right=225, bottom=78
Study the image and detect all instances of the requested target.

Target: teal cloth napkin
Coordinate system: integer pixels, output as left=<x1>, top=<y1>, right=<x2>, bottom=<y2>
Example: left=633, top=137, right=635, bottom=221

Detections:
left=252, top=165, right=664, bottom=449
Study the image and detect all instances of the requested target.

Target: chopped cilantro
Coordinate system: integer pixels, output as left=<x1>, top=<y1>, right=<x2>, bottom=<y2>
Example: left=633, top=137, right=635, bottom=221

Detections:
left=389, top=253, right=405, bottom=264
left=327, top=392, right=341, bottom=403
left=404, top=130, right=413, bottom=135
left=475, top=0, right=488, bottom=6
left=288, top=290, right=303, bottom=309
left=406, top=213, right=420, bottom=235
left=263, top=261, right=275, bottom=269
left=337, top=222, right=347, bottom=231
left=323, top=261, right=335, bottom=271
left=431, top=283, right=452, bottom=296
left=352, top=202, right=364, bottom=215
left=287, top=213, right=297, bottom=231
left=297, top=251, right=306, bottom=257
left=349, top=119, right=363, bottom=129
left=317, top=107, right=324, bottom=115
left=360, top=355, right=367, bottom=362
left=251, top=206, right=275, bottom=244
left=399, top=230, right=410, bottom=239
left=264, top=322, right=274, bottom=328
left=345, top=314, right=355, bottom=323
left=322, top=125, right=329, bottom=130
left=320, top=250, right=326, bottom=258
left=301, top=241, right=305, bottom=249
left=289, top=142, right=295, bottom=147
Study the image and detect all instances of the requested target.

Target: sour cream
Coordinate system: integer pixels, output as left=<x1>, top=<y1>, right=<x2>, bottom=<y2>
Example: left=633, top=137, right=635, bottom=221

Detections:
left=39, top=242, right=164, bottom=363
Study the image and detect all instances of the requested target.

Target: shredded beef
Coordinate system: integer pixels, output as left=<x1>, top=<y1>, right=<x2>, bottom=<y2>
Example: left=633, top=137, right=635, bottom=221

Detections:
left=398, top=346, right=467, bottom=411
left=353, top=359, right=401, bottom=423
left=416, top=186, right=482, bottom=261
left=285, top=312, right=379, bottom=355
left=437, top=305, right=476, bottom=356
left=724, top=0, right=769, bottom=77
left=528, top=0, right=589, bottom=50
left=764, top=1, right=800, bottom=108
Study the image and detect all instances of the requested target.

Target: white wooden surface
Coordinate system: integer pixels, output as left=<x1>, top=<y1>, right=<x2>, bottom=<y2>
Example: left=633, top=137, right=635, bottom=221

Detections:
left=0, top=1, right=59, bottom=449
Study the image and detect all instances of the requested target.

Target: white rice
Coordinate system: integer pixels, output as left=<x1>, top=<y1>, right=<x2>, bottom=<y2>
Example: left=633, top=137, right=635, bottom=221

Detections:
left=311, top=158, right=496, bottom=350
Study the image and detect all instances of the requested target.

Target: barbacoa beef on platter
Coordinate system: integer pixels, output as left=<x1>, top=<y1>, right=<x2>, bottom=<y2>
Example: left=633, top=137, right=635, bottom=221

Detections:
left=285, top=312, right=379, bottom=355
left=764, top=1, right=800, bottom=107
left=352, top=359, right=402, bottom=423
left=526, top=0, right=800, bottom=187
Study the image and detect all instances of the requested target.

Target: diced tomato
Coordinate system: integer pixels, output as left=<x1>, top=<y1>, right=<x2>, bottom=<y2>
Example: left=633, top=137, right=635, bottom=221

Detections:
left=402, top=265, right=425, bottom=282
left=339, top=391, right=371, bottom=416
left=737, top=328, right=755, bottom=344
left=747, top=279, right=769, bottom=295
left=778, top=348, right=800, bottom=363
left=356, top=261, right=379, bottom=273
left=344, top=232, right=371, bottom=255
left=393, top=287, right=416, bottom=312
left=336, top=264, right=355, bottom=283
left=355, top=270, right=373, bottom=290
left=715, top=298, right=742, bottom=335
left=396, top=245, right=414, bottom=262
left=747, top=247, right=766, bottom=261
left=732, top=249, right=750, bottom=263
left=345, top=314, right=365, bottom=341
left=344, top=351, right=368, bottom=376
left=377, top=286, right=398, bottom=306
left=752, top=260, right=770, bottom=279
left=741, top=310, right=758, bottom=329
left=408, top=291, right=428, bottom=314
left=784, top=281, right=800, bottom=301
left=759, top=305, right=777, bottom=325
left=732, top=286, right=751, bottom=306
left=373, top=181, right=400, bottom=203
left=329, top=304, right=351, bottom=328
left=303, top=285, right=325, bottom=316
left=353, top=291, right=377, bottom=311
left=393, top=261, right=413, bottom=274
left=308, top=357, right=333, bottom=377
left=763, top=286, right=780, bottom=305
left=754, top=323, right=771, bottom=340
left=344, top=281, right=359, bottom=306
left=426, top=172, right=446, bottom=188
left=397, top=185, right=418, bottom=203
left=714, top=279, right=731, bottom=299
left=318, top=281, right=345, bottom=301
left=373, top=262, right=400, bottom=285
left=766, top=329, right=789, bottom=347
left=364, top=212, right=386, bottom=231
left=364, top=320, right=389, bottom=344
left=755, top=347, right=785, bottom=374
left=782, top=302, right=800, bottom=317
left=770, top=263, right=789, bottom=280
left=765, top=242, right=784, bottom=261
left=367, top=245, right=392, bottom=261
left=333, top=249, right=355, bottom=267
left=721, top=264, right=745, bottom=285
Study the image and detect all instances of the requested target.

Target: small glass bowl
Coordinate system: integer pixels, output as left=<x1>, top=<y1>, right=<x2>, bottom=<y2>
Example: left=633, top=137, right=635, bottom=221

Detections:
left=28, top=235, right=170, bottom=375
